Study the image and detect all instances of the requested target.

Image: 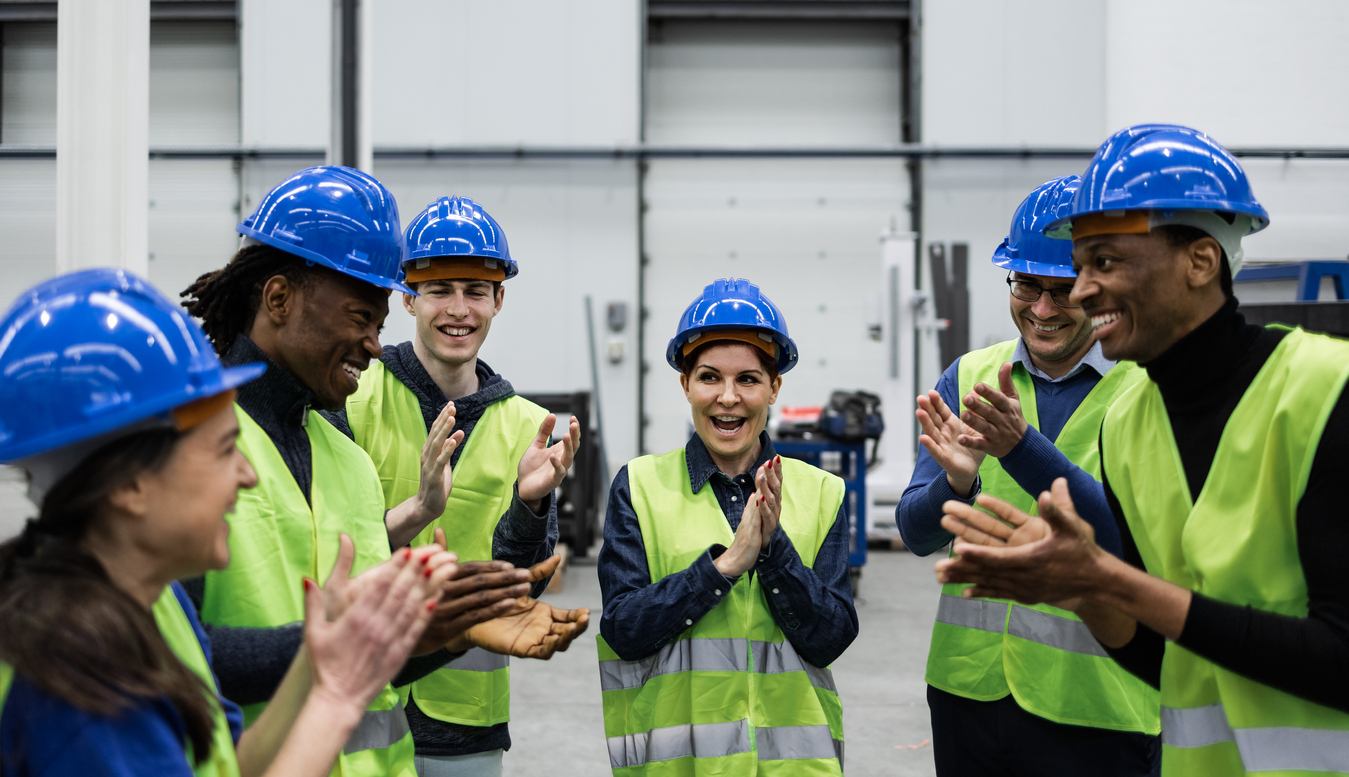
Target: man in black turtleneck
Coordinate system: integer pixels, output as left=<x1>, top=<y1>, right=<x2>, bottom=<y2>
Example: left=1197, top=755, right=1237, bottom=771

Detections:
left=935, top=125, right=1349, bottom=775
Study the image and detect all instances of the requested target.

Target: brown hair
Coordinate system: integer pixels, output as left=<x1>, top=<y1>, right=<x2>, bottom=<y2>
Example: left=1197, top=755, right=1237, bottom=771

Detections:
left=0, top=429, right=217, bottom=764
left=680, top=339, right=781, bottom=382
left=181, top=243, right=319, bottom=355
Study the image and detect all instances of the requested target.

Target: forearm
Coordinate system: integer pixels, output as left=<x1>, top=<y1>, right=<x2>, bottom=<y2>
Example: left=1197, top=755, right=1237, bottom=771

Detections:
left=1085, top=553, right=1192, bottom=642
left=392, top=648, right=458, bottom=687
left=236, top=648, right=313, bottom=777
left=385, top=499, right=433, bottom=549
left=202, top=622, right=305, bottom=706
left=999, top=427, right=1121, bottom=556
left=755, top=520, right=858, bottom=666
left=258, top=689, right=365, bottom=777
left=897, top=457, right=977, bottom=557
left=492, top=485, right=558, bottom=598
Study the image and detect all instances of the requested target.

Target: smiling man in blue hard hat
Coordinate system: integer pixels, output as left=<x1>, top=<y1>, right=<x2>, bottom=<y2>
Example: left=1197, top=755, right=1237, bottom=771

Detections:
left=324, top=196, right=586, bottom=777
left=937, top=124, right=1349, bottom=776
left=897, top=176, right=1159, bottom=776
left=178, top=169, right=587, bottom=777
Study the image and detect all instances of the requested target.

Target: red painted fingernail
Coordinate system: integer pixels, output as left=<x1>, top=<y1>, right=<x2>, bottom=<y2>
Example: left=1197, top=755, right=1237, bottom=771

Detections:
left=403, top=548, right=413, bottom=560
left=421, top=555, right=431, bottom=565
left=303, top=578, right=313, bottom=591
left=424, top=567, right=433, bottom=578
left=426, top=600, right=436, bottom=612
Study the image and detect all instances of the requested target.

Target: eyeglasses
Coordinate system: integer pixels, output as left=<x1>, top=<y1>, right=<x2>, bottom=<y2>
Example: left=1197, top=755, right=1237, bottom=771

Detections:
left=1006, top=273, right=1080, bottom=309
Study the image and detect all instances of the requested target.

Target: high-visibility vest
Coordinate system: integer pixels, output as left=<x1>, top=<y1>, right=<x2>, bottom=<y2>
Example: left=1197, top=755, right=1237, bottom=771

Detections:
left=151, top=586, right=242, bottom=777
left=1103, top=328, right=1349, bottom=776
left=598, top=449, right=847, bottom=776
left=0, top=588, right=241, bottom=777
left=925, top=340, right=1160, bottom=733
left=200, top=405, right=415, bottom=777
left=345, top=361, right=548, bottom=727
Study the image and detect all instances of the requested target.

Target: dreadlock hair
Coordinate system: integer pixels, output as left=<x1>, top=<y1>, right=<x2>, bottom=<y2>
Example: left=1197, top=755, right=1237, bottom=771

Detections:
left=181, top=244, right=320, bottom=355
left=0, top=427, right=217, bottom=765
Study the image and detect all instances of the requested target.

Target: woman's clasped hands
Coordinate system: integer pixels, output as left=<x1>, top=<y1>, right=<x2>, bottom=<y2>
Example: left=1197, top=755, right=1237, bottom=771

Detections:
left=713, top=455, right=785, bottom=578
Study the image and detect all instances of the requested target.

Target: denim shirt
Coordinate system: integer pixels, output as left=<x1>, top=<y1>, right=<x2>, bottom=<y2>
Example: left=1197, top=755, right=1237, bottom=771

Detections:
left=598, top=432, right=859, bottom=669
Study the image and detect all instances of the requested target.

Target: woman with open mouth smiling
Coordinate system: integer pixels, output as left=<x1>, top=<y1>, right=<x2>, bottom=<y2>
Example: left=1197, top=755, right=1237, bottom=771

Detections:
left=596, top=278, right=858, bottom=776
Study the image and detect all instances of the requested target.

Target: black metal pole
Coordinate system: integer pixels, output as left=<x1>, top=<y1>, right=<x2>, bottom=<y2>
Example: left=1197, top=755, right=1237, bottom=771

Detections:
left=339, top=0, right=358, bottom=168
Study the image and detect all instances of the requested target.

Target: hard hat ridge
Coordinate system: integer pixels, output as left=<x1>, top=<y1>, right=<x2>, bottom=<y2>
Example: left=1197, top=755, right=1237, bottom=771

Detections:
left=992, top=175, right=1081, bottom=278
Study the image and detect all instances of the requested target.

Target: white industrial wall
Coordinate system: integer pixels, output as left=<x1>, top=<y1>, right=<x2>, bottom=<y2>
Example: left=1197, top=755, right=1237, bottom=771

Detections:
left=922, top=0, right=1349, bottom=350
left=642, top=20, right=910, bottom=455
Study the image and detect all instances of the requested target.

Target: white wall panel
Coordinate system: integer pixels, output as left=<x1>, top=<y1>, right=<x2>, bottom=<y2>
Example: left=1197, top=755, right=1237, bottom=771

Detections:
left=922, top=0, right=1105, bottom=145
left=642, top=158, right=908, bottom=456
left=150, top=21, right=239, bottom=146
left=647, top=21, right=903, bottom=146
left=2, top=23, right=57, bottom=144
left=240, top=0, right=329, bottom=148
left=372, top=0, right=639, bottom=147
left=1105, top=0, right=1349, bottom=146
left=0, top=160, right=56, bottom=311
left=372, top=159, right=640, bottom=474
left=147, top=159, right=241, bottom=302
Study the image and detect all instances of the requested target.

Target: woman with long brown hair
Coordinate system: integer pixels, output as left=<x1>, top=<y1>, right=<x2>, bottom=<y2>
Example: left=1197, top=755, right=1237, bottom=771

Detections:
left=0, top=269, right=455, bottom=777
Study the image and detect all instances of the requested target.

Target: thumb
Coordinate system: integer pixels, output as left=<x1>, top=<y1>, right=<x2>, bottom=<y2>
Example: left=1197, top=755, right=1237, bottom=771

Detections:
left=1037, top=478, right=1079, bottom=533
left=535, top=414, right=558, bottom=447
left=998, top=362, right=1017, bottom=399
left=434, top=527, right=447, bottom=551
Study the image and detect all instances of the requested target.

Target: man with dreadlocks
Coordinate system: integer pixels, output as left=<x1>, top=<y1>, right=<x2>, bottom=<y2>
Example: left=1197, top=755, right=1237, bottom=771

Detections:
left=324, top=196, right=579, bottom=777
left=179, top=166, right=590, bottom=777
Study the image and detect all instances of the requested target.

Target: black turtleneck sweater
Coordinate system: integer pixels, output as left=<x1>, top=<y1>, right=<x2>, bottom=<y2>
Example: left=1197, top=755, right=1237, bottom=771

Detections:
left=1100, top=298, right=1349, bottom=713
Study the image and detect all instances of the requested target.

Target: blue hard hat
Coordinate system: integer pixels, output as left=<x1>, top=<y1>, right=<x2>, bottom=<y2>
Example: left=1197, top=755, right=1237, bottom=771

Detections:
left=237, top=166, right=414, bottom=295
left=1045, top=124, right=1269, bottom=239
left=991, top=176, right=1081, bottom=278
left=404, top=196, right=517, bottom=280
left=666, top=279, right=798, bottom=374
left=0, top=268, right=264, bottom=463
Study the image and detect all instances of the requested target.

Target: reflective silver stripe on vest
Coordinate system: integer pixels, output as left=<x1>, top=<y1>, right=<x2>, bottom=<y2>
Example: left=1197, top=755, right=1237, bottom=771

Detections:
left=445, top=646, right=509, bottom=673
left=1006, top=605, right=1109, bottom=657
left=342, top=701, right=411, bottom=754
left=1163, top=703, right=1349, bottom=772
left=936, top=594, right=1008, bottom=633
left=599, top=637, right=748, bottom=692
left=606, top=719, right=752, bottom=769
left=755, top=724, right=843, bottom=763
left=751, top=640, right=837, bottom=694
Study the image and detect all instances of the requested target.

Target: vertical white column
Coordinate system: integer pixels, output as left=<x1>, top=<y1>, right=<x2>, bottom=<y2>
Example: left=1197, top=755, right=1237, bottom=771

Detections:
left=356, top=0, right=373, bottom=173
left=55, top=0, right=149, bottom=275
left=867, top=230, right=919, bottom=528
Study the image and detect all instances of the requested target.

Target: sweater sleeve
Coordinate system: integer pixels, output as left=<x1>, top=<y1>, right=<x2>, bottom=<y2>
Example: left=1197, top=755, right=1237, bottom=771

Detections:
left=999, top=424, right=1122, bottom=557
left=896, top=359, right=979, bottom=557
left=179, top=576, right=304, bottom=707
left=1173, top=385, right=1349, bottom=713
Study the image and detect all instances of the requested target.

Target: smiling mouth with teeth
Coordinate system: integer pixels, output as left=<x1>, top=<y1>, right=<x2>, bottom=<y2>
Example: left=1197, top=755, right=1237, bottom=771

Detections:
left=341, top=363, right=362, bottom=381
left=711, top=415, right=746, bottom=435
left=1028, top=320, right=1067, bottom=333
left=441, top=326, right=474, bottom=337
left=1091, top=312, right=1121, bottom=331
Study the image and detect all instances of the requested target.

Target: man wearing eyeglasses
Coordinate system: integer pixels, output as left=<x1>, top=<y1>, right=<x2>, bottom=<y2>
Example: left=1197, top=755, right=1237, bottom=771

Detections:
left=897, top=177, right=1160, bottom=777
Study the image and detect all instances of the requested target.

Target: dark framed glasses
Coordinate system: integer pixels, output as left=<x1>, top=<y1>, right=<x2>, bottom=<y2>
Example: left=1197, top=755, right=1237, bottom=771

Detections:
left=1006, top=273, right=1080, bottom=309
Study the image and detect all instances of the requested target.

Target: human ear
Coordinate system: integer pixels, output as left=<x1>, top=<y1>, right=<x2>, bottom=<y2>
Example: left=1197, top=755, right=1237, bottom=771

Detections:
left=1186, top=236, right=1224, bottom=290
left=105, top=473, right=153, bottom=520
left=768, top=375, right=783, bottom=405
left=402, top=292, right=417, bottom=316
left=680, top=371, right=691, bottom=401
left=259, top=275, right=296, bottom=326
left=494, top=285, right=505, bottom=315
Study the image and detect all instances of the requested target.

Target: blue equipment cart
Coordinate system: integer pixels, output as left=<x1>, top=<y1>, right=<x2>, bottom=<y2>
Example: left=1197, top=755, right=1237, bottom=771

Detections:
left=771, top=439, right=867, bottom=595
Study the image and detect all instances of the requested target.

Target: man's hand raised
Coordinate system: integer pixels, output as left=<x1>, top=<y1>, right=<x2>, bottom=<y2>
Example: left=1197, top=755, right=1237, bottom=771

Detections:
left=517, top=414, right=581, bottom=515
left=455, top=597, right=590, bottom=660
left=916, top=389, right=986, bottom=497
left=959, top=362, right=1030, bottom=458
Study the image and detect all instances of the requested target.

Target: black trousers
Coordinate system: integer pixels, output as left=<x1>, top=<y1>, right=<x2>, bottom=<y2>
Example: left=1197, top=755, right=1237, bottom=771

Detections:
left=927, top=685, right=1160, bottom=777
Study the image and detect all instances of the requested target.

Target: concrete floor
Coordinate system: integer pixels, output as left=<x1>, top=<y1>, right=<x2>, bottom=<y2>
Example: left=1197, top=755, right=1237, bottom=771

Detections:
left=0, top=468, right=940, bottom=776
left=508, top=550, right=940, bottom=777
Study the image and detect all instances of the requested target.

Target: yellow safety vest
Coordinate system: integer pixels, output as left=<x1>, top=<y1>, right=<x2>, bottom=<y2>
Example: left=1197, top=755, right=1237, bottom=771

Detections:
left=1103, top=328, right=1349, bottom=776
left=345, top=361, right=548, bottom=726
left=200, top=405, right=415, bottom=777
left=598, top=448, right=846, bottom=776
left=0, top=587, right=240, bottom=777
left=925, top=339, right=1160, bottom=733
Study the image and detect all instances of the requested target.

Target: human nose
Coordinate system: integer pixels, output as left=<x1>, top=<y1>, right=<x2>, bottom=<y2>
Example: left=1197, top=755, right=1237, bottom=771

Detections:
left=1069, top=273, right=1095, bottom=308
left=446, top=291, right=469, bottom=318
left=238, top=451, right=259, bottom=490
left=1031, top=290, right=1061, bottom=318
left=718, top=379, right=738, bottom=406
